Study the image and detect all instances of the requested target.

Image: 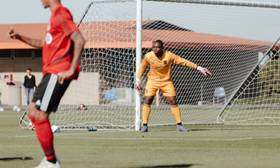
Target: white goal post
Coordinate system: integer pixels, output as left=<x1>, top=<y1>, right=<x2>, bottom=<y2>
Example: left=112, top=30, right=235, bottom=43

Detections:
left=20, top=0, right=280, bottom=130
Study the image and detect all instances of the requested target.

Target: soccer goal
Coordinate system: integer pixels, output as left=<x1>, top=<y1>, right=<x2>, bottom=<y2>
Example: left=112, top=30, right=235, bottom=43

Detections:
left=19, top=0, right=280, bottom=130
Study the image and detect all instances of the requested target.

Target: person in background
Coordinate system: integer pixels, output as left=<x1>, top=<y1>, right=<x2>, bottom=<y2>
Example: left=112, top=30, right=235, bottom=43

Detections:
left=78, top=104, right=88, bottom=111
left=24, top=68, right=36, bottom=105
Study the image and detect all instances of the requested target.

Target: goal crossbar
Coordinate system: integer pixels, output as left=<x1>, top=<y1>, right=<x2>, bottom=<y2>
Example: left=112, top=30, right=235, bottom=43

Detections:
left=150, top=0, right=280, bottom=9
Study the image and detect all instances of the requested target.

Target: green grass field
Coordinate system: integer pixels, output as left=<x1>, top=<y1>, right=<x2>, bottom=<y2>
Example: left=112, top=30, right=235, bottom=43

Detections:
left=1, top=109, right=280, bottom=168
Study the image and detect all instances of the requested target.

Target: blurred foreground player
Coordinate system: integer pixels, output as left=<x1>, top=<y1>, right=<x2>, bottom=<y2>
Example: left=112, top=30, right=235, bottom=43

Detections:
left=8, top=0, right=85, bottom=167
left=135, top=40, right=212, bottom=132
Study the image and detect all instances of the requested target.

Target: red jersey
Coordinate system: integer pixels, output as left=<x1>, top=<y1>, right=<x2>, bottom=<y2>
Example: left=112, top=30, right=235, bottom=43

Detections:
left=42, top=4, right=80, bottom=80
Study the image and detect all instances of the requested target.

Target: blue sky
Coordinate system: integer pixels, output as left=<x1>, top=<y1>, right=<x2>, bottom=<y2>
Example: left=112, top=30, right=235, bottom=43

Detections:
left=1, top=0, right=280, bottom=42
left=0, top=0, right=93, bottom=24
left=0, top=0, right=280, bottom=24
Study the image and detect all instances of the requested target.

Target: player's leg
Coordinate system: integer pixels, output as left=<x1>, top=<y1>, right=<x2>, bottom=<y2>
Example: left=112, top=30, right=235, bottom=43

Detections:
left=27, top=74, right=57, bottom=166
left=0, top=99, right=4, bottom=111
left=165, top=96, right=181, bottom=123
left=140, top=81, right=158, bottom=132
left=30, top=88, right=34, bottom=102
left=28, top=73, right=72, bottom=167
left=25, top=88, right=30, bottom=105
left=161, top=82, right=189, bottom=132
left=28, top=103, right=56, bottom=166
left=141, top=96, right=154, bottom=132
left=165, top=96, right=189, bottom=132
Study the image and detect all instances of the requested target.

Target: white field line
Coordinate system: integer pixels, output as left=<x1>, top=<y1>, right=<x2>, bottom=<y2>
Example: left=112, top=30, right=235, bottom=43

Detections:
left=2, top=132, right=280, bottom=141
left=84, top=137, right=280, bottom=141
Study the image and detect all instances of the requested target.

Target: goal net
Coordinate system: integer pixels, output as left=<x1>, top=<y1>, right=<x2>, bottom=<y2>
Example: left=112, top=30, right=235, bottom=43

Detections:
left=219, top=41, right=280, bottom=124
left=19, top=0, right=280, bottom=130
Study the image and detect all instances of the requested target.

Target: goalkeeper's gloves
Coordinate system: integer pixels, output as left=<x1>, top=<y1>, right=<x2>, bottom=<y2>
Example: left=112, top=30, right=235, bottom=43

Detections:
left=134, top=78, right=141, bottom=94
left=197, top=66, right=212, bottom=77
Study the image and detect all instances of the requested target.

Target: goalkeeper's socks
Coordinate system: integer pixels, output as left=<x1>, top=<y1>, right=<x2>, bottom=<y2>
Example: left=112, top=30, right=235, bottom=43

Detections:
left=171, top=105, right=182, bottom=123
left=35, top=118, right=55, bottom=163
left=177, top=122, right=182, bottom=126
left=142, top=104, right=151, bottom=124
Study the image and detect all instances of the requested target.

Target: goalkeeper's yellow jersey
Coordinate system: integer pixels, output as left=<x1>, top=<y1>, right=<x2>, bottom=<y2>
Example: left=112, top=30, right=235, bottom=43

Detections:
left=137, top=50, right=198, bottom=82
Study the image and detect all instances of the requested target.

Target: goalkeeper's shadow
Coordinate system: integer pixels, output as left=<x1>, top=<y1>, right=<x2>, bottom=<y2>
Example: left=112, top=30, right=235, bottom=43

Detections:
left=137, top=163, right=199, bottom=168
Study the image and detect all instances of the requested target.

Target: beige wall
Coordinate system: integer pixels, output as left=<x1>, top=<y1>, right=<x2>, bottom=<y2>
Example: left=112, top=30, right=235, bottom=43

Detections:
left=0, top=72, right=43, bottom=106
left=0, top=72, right=100, bottom=106
left=60, top=72, right=100, bottom=106
left=0, top=59, right=43, bottom=105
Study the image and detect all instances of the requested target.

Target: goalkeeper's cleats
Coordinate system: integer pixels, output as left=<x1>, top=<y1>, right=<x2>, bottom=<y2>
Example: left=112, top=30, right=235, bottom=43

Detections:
left=35, top=156, right=60, bottom=168
left=177, top=125, right=189, bottom=132
left=140, top=125, right=148, bottom=132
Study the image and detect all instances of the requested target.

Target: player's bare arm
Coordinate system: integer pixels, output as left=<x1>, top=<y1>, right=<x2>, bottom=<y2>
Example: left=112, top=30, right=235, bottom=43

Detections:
left=8, top=27, right=44, bottom=48
left=57, top=30, right=85, bottom=84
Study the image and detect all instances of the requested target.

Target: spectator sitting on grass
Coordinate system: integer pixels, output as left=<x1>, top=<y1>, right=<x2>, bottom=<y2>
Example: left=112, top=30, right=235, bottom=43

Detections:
left=78, top=104, right=88, bottom=111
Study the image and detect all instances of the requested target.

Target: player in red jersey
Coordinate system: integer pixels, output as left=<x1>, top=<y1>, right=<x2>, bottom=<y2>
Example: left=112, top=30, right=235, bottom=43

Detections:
left=8, top=0, right=85, bottom=167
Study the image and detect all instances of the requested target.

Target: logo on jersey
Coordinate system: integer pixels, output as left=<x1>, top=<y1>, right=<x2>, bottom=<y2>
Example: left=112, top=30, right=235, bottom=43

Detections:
left=45, top=32, right=53, bottom=45
left=146, top=89, right=148, bottom=93
left=163, top=60, right=167, bottom=65
left=151, top=65, right=167, bottom=69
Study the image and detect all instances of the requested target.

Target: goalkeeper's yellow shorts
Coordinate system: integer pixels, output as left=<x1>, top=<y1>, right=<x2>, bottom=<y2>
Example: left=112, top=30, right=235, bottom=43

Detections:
left=144, top=80, right=176, bottom=97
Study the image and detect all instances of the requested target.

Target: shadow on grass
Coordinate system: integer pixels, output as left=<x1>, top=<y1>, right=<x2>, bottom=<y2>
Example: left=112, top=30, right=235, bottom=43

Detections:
left=0, top=157, right=33, bottom=161
left=138, top=164, right=197, bottom=168
left=189, top=129, right=212, bottom=131
left=151, top=129, right=212, bottom=132
left=190, top=128, right=238, bottom=131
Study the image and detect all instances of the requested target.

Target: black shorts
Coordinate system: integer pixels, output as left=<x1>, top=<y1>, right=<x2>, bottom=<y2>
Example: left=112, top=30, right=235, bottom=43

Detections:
left=32, top=73, right=72, bottom=113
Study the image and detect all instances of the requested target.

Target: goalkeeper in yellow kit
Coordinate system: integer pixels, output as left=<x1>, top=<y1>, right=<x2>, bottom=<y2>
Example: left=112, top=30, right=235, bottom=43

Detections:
left=135, top=40, right=212, bottom=132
